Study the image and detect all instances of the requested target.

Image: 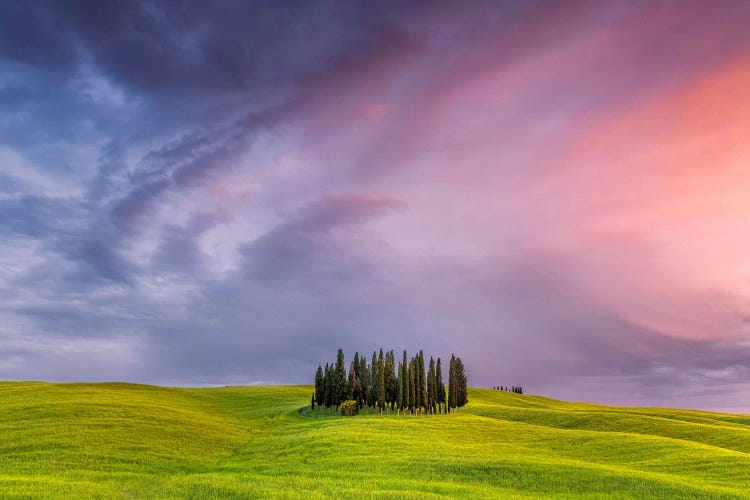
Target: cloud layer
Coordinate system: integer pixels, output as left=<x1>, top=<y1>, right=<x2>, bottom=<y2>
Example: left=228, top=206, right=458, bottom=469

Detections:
left=2, top=0, right=750, bottom=411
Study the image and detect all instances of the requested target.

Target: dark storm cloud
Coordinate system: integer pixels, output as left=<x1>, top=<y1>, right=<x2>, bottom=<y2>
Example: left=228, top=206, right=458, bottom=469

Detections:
left=0, top=0, right=423, bottom=257
left=1, top=0, right=425, bottom=201
left=1, top=0, right=423, bottom=95
left=0, top=2, right=79, bottom=70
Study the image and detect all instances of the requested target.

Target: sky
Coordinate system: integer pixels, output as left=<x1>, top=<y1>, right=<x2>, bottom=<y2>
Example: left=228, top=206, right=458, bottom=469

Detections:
left=2, top=1, right=750, bottom=412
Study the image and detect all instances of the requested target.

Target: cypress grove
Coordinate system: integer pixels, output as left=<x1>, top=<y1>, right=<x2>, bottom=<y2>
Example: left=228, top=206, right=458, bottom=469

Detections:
left=313, top=348, right=471, bottom=416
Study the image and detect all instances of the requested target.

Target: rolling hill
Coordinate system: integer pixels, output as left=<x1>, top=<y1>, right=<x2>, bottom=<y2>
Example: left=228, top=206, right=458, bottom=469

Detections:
left=1, top=382, right=749, bottom=498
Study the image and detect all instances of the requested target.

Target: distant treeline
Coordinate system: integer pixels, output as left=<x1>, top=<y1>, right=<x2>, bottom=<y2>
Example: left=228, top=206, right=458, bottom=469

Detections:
left=492, top=386, right=523, bottom=394
left=313, top=348, right=468, bottom=415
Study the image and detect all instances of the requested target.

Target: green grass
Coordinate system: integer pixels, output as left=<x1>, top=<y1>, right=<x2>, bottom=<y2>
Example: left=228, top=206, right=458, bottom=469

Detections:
left=1, top=383, right=749, bottom=498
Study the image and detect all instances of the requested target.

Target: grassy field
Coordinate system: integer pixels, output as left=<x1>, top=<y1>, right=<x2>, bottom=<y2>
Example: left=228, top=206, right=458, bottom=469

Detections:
left=1, top=383, right=749, bottom=498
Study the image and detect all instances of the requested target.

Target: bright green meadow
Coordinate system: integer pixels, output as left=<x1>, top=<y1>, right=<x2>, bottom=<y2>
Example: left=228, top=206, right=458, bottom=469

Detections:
left=1, top=382, right=749, bottom=498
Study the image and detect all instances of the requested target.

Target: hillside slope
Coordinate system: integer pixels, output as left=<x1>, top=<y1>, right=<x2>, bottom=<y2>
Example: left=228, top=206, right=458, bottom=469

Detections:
left=1, top=382, right=748, bottom=498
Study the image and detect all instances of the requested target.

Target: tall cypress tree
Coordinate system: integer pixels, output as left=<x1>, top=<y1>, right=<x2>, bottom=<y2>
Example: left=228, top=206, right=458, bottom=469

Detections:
left=348, top=361, right=357, bottom=401
left=322, top=363, right=328, bottom=407
left=402, top=360, right=407, bottom=411
left=367, top=351, right=380, bottom=408
left=413, top=355, right=419, bottom=411
left=335, top=348, right=346, bottom=407
left=422, top=352, right=428, bottom=411
left=427, top=357, right=436, bottom=414
left=401, top=350, right=408, bottom=411
left=352, top=352, right=360, bottom=403
left=359, top=355, right=369, bottom=408
left=414, top=351, right=424, bottom=409
left=409, top=358, right=417, bottom=412
left=387, top=350, right=397, bottom=410
left=324, top=363, right=334, bottom=408
left=417, top=350, right=426, bottom=412
left=436, top=357, right=445, bottom=414
left=377, top=349, right=385, bottom=411
left=448, top=355, right=456, bottom=412
left=315, top=364, right=324, bottom=408
left=396, top=360, right=402, bottom=412
left=383, top=350, right=391, bottom=409
left=454, top=356, right=468, bottom=409
left=426, top=356, right=432, bottom=413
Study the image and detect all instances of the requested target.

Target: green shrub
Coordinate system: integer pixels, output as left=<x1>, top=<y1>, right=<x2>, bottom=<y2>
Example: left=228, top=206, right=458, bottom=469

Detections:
left=340, top=399, right=358, bottom=416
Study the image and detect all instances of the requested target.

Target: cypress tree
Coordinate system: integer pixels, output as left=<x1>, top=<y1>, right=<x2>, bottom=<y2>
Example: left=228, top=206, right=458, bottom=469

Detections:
left=315, top=364, right=324, bottom=408
left=322, top=363, right=328, bottom=407
left=324, top=363, right=334, bottom=408
left=455, top=356, right=468, bottom=409
left=413, top=354, right=420, bottom=411
left=418, top=357, right=423, bottom=412
left=426, top=357, right=433, bottom=413
left=369, top=352, right=378, bottom=408
left=401, top=350, right=408, bottom=411
left=419, top=351, right=429, bottom=411
left=348, top=360, right=357, bottom=401
left=436, top=357, right=445, bottom=414
left=409, top=358, right=417, bottom=412
left=387, top=350, right=397, bottom=410
left=352, top=352, right=360, bottom=403
left=311, top=392, right=315, bottom=410
left=335, top=348, right=346, bottom=408
left=359, top=355, right=369, bottom=408
left=396, top=361, right=402, bottom=412
left=448, top=355, right=456, bottom=412
left=428, top=357, right=436, bottom=414
left=377, top=349, right=385, bottom=412
left=396, top=361, right=404, bottom=410
left=383, top=350, right=391, bottom=410
left=417, top=350, right=426, bottom=412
